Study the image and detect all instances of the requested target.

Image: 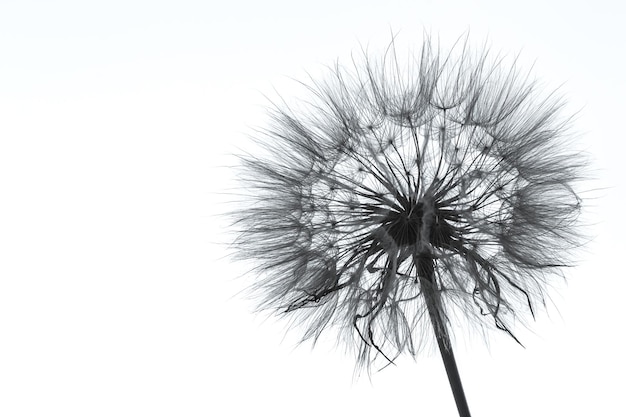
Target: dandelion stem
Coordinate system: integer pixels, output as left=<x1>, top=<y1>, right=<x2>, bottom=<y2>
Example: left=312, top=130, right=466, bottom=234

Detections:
left=431, top=307, right=472, bottom=417
left=421, top=274, right=472, bottom=417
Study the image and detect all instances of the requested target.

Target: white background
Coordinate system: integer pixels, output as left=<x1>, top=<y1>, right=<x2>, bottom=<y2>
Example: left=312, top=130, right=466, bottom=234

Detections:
left=0, top=1, right=624, bottom=416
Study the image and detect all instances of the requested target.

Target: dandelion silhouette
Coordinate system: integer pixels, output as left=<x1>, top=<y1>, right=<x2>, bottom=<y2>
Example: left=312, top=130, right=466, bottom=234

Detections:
left=230, top=35, right=585, bottom=417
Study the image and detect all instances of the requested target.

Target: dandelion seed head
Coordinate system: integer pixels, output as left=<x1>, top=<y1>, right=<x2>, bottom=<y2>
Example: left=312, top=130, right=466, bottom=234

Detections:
left=230, top=35, right=587, bottom=371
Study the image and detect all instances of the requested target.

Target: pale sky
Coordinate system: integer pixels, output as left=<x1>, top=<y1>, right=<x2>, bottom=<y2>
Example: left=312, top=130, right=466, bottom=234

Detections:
left=0, top=1, right=624, bottom=416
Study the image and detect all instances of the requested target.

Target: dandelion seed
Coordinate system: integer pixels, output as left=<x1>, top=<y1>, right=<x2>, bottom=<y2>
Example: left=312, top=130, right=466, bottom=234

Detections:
left=228, top=35, right=587, bottom=417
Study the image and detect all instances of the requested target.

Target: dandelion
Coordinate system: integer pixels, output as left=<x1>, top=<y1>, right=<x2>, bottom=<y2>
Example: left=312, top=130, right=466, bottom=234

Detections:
left=229, top=35, right=586, bottom=417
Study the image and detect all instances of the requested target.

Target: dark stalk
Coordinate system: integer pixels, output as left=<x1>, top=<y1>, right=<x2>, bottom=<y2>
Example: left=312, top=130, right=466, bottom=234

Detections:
left=418, top=254, right=472, bottom=417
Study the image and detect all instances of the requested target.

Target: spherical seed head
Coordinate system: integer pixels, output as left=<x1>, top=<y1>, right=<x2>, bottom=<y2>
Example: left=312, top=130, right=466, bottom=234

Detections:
left=230, top=36, right=587, bottom=370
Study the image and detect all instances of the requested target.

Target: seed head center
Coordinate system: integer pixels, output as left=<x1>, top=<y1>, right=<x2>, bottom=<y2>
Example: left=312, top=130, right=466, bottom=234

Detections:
left=381, top=197, right=453, bottom=249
